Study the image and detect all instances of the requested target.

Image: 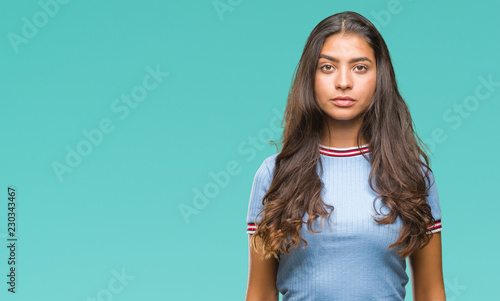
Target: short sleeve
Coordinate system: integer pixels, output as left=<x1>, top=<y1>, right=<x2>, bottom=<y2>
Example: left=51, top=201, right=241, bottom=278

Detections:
left=246, top=156, right=274, bottom=235
left=425, top=168, right=442, bottom=234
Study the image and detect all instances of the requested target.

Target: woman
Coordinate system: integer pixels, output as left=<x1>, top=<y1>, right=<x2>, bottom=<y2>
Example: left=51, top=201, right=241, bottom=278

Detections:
left=245, top=11, right=445, bottom=301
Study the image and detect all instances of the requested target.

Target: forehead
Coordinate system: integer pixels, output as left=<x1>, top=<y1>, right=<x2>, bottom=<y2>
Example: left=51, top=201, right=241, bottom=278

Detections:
left=319, top=33, right=374, bottom=59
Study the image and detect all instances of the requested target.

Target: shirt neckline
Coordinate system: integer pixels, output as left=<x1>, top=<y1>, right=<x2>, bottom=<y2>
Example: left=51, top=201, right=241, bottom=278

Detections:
left=319, top=143, right=371, bottom=158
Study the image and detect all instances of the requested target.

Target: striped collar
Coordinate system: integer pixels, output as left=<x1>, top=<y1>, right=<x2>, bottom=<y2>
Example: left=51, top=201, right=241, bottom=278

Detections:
left=319, top=144, right=370, bottom=157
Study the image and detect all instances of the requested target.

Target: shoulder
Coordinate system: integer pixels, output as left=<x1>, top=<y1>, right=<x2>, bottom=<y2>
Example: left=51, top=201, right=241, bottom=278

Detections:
left=251, top=153, right=279, bottom=184
left=262, top=153, right=279, bottom=169
left=255, top=152, right=279, bottom=172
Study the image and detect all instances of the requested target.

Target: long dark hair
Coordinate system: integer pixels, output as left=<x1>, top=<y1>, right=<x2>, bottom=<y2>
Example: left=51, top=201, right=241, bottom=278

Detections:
left=250, top=11, right=437, bottom=260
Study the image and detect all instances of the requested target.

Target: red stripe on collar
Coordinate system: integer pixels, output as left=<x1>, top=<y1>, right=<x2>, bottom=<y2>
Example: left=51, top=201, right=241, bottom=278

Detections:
left=319, top=144, right=371, bottom=157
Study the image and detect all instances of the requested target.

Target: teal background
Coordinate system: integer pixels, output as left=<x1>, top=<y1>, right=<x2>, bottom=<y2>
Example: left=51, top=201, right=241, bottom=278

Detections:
left=1, top=0, right=498, bottom=300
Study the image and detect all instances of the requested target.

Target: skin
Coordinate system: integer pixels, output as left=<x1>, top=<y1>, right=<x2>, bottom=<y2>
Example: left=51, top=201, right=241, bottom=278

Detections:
left=409, top=232, right=447, bottom=300
left=246, top=33, right=446, bottom=300
left=315, top=32, right=376, bottom=148
left=245, top=236, right=279, bottom=301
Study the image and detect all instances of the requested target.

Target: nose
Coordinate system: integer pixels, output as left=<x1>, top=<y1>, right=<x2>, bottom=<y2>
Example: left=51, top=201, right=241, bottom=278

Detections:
left=335, top=67, right=352, bottom=90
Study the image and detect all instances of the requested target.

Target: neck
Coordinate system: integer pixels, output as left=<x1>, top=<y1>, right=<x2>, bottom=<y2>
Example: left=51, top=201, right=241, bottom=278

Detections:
left=320, top=116, right=366, bottom=148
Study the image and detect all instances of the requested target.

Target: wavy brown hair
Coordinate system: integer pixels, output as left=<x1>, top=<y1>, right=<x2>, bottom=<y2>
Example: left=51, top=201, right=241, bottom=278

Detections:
left=250, top=11, right=437, bottom=260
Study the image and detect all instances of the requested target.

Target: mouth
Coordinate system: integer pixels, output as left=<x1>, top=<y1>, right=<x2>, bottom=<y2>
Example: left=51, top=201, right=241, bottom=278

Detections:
left=332, top=96, right=355, bottom=101
left=330, top=96, right=355, bottom=107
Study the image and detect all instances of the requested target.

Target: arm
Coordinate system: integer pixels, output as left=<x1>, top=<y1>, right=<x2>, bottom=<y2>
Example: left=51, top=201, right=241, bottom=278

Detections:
left=408, top=232, right=446, bottom=301
left=245, top=235, right=279, bottom=301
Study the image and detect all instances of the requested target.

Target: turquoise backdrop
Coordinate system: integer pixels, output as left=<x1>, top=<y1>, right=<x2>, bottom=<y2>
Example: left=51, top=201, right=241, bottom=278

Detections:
left=1, top=0, right=498, bottom=300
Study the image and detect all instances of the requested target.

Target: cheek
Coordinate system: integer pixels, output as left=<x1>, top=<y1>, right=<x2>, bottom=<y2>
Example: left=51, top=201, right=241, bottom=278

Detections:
left=360, top=76, right=377, bottom=96
left=314, top=75, right=330, bottom=99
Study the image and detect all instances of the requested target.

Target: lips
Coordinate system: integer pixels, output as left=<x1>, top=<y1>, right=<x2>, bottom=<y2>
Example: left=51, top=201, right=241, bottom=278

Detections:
left=332, top=96, right=355, bottom=101
left=331, top=96, right=355, bottom=107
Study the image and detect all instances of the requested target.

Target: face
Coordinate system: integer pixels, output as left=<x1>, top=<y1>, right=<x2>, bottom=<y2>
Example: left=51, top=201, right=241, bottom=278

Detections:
left=314, top=33, right=377, bottom=124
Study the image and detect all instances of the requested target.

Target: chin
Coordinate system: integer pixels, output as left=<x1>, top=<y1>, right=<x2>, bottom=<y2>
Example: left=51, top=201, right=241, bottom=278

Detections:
left=326, top=113, right=359, bottom=121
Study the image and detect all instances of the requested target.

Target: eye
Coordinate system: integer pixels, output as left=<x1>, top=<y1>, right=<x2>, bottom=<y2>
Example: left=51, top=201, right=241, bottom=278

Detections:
left=320, top=64, right=334, bottom=72
left=354, top=65, right=368, bottom=72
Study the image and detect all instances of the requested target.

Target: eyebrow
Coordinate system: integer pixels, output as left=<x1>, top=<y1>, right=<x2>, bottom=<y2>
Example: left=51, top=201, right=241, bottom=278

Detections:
left=319, top=54, right=373, bottom=64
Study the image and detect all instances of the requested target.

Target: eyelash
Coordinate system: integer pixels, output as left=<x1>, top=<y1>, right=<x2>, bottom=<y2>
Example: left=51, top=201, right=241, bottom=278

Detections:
left=319, top=64, right=368, bottom=72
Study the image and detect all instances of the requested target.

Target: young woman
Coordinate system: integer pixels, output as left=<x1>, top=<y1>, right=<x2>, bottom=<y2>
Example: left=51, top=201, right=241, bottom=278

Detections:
left=245, top=11, right=445, bottom=301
